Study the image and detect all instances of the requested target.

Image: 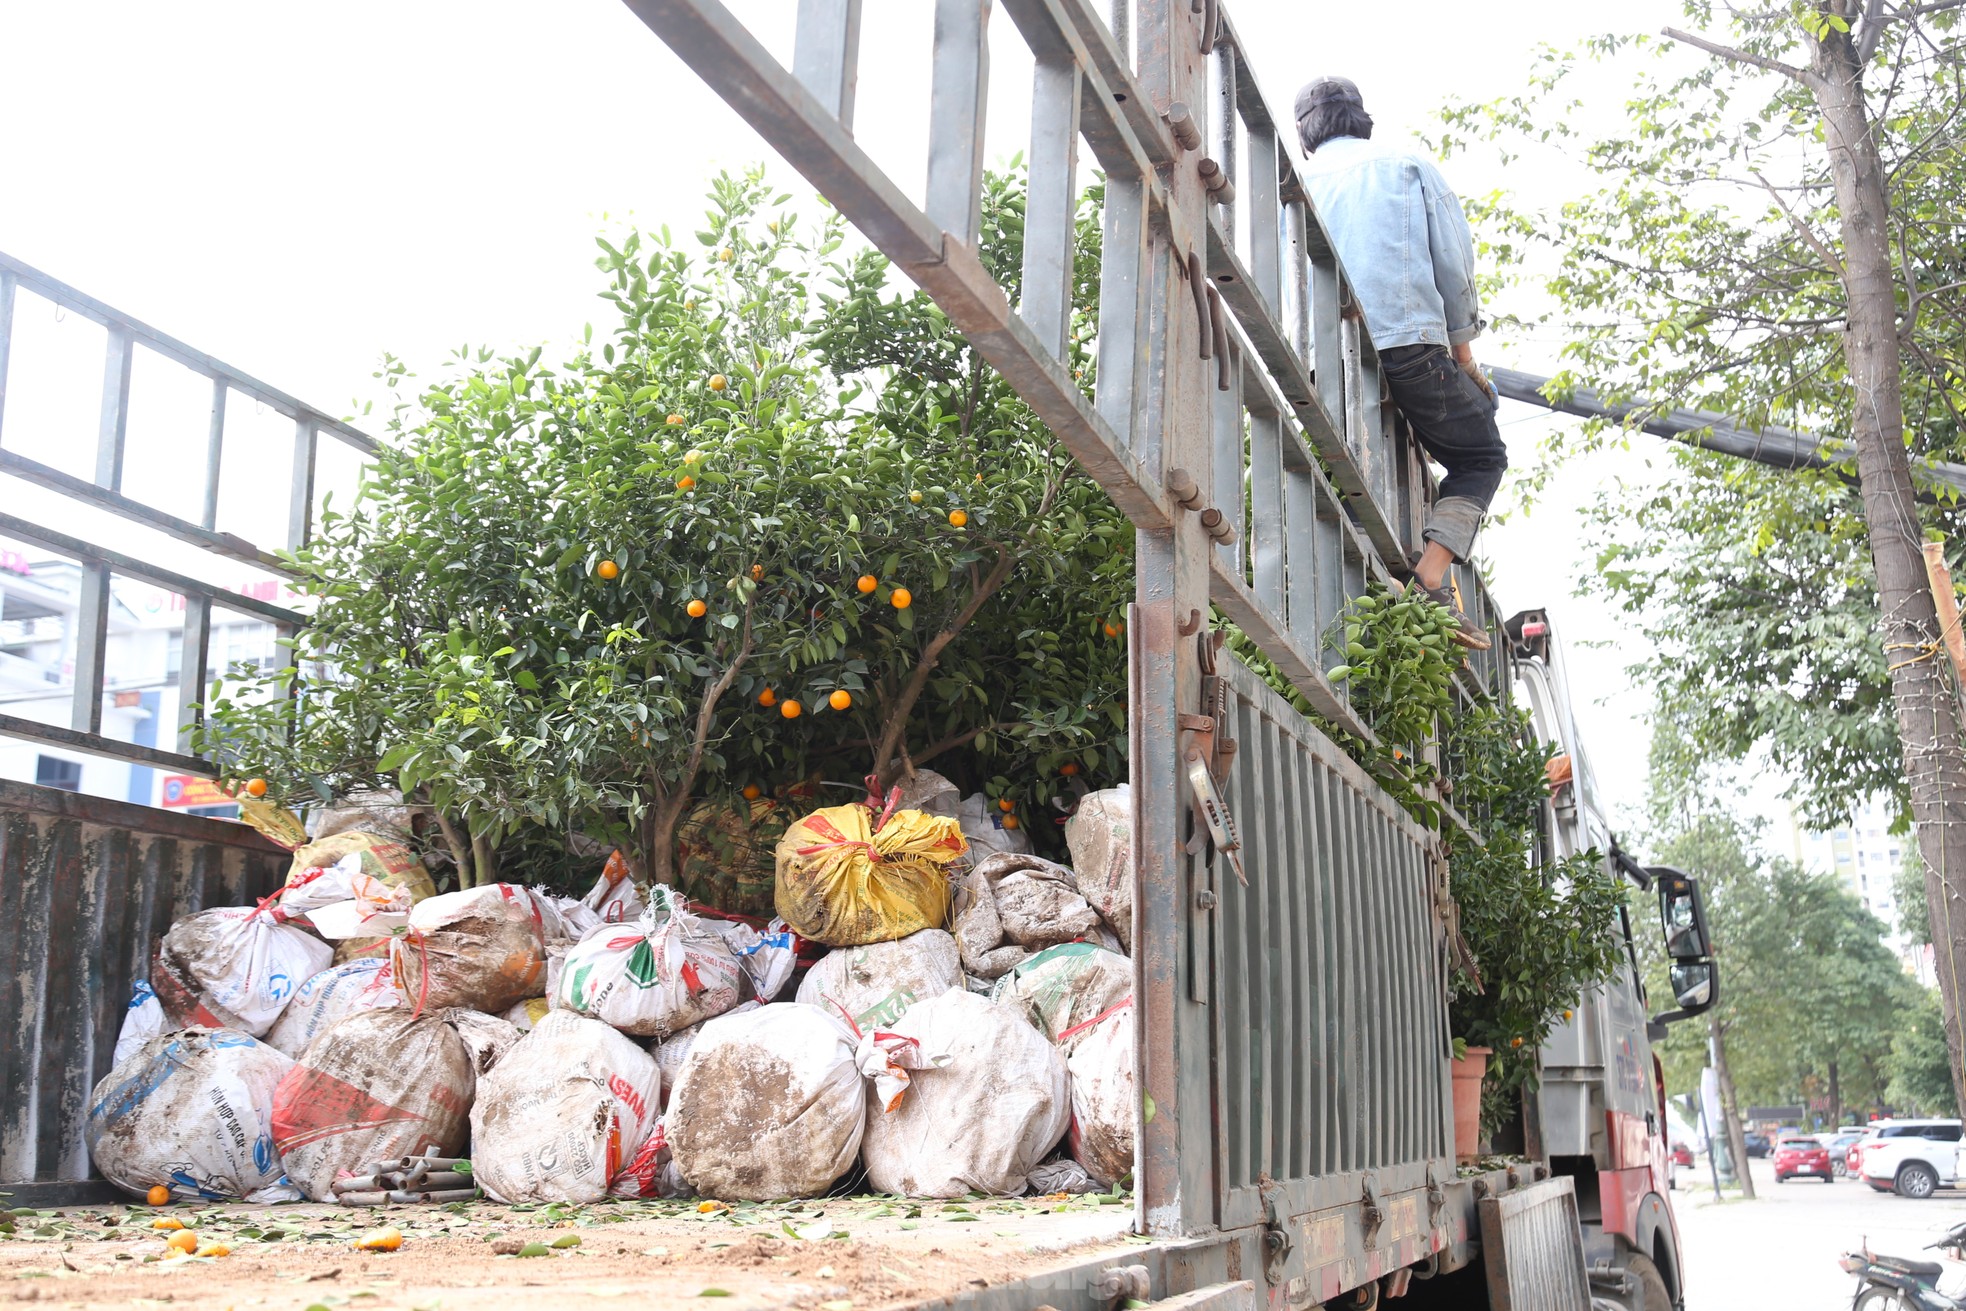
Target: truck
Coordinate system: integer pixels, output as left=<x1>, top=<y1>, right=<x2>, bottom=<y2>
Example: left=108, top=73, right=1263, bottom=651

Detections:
left=0, top=0, right=1722, bottom=1307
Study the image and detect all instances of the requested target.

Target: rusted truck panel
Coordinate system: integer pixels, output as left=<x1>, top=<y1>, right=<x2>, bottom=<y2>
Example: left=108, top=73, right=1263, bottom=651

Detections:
left=0, top=778, right=285, bottom=1203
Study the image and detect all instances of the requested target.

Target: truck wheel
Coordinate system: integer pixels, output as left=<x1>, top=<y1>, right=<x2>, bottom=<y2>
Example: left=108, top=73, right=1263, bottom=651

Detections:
left=1896, top=1162, right=1939, bottom=1199
left=1622, top=1253, right=1672, bottom=1311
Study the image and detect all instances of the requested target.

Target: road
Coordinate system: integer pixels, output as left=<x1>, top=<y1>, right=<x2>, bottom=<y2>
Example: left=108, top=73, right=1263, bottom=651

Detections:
left=1676, top=1155, right=1966, bottom=1308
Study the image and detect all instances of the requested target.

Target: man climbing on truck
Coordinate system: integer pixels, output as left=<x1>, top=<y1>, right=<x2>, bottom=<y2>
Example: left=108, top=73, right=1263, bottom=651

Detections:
left=1296, top=75, right=1507, bottom=652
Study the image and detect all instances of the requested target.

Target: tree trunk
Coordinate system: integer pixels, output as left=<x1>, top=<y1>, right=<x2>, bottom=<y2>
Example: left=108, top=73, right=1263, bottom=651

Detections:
left=1829, top=1058, right=1842, bottom=1129
left=1811, top=29, right=1966, bottom=1118
left=1712, top=1018, right=1756, bottom=1198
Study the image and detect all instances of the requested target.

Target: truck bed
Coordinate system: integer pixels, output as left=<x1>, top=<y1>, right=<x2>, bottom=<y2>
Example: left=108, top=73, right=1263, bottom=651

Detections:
left=0, top=1192, right=1141, bottom=1311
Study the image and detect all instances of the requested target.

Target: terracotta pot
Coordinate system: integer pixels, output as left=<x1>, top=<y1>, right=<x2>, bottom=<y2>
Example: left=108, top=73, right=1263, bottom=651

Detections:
left=1451, top=1046, right=1491, bottom=1163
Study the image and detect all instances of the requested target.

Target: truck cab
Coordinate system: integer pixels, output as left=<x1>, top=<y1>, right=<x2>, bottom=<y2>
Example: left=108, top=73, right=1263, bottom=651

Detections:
left=1510, top=609, right=1694, bottom=1310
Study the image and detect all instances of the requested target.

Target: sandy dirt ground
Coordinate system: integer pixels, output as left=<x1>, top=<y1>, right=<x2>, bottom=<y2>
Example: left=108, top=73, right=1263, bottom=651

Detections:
left=0, top=1191, right=1143, bottom=1311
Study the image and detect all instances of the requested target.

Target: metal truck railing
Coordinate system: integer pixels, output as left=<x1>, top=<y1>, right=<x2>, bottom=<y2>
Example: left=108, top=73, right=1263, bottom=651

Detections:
left=0, top=252, right=376, bottom=770
left=620, top=0, right=1519, bottom=1288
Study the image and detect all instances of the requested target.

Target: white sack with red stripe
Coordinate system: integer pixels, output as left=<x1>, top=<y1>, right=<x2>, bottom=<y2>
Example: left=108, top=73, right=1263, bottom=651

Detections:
left=555, top=893, right=744, bottom=1038
left=532, top=849, right=645, bottom=943
left=666, top=1002, right=868, bottom=1201
left=390, top=884, right=547, bottom=1014
left=1067, top=1001, right=1135, bottom=1186
left=263, top=958, right=401, bottom=1058
left=269, top=1006, right=517, bottom=1201
left=989, top=943, right=1133, bottom=1054
left=152, top=905, right=335, bottom=1037
left=794, top=929, right=961, bottom=1030
left=860, top=989, right=1069, bottom=1198
left=469, top=1010, right=665, bottom=1202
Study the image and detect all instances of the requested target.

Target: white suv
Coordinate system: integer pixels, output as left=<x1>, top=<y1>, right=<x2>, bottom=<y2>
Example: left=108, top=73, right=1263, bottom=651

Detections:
left=1858, top=1119, right=1965, bottom=1198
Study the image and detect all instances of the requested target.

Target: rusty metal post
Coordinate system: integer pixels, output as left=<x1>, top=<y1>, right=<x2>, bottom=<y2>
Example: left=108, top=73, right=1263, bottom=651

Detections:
left=1132, top=0, right=1216, bottom=1238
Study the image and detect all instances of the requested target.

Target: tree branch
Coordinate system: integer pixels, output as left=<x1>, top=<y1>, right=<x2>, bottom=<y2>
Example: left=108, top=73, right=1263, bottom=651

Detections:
left=1662, top=26, right=1821, bottom=88
left=1753, top=170, right=1846, bottom=280
left=913, top=719, right=1021, bottom=768
left=428, top=806, right=472, bottom=883
left=1856, top=0, right=1892, bottom=64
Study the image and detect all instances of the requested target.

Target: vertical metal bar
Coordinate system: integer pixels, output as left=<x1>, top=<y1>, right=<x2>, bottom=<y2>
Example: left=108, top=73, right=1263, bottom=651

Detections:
left=1210, top=43, right=1236, bottom=241
left=792, top=0, right=865, bottom=131
left=69, top=562, right=111, bottom=734
left=1245, top=702, right=1272, bottom=1180
left=1284, top=200, right=1312, bottom=368
left=175, top=594, right=213, bottom=755
left=1315, top=490, right=1346, bottom=673
left=1260, top=713, right=1291, bottom=1176
left=1022, top=56, right=1083, bottom=359
left=1312, top=258, right=1344, bottom=425
left=1095, top=175, right=1150, bottom=447
left=1108, top=0, right=1129, bottom=57
left=1247, top=131, right=1281, bottom=315
left=1283, top=462, right=1319, bottom=643
left=925, top=0, right=990, bottom=247
left=1250, top=410, right=1284, bottom=613
left=200, top=380, right=227, bottom=531
left=1225, top=701, right=1253, bottom=1189
left=1360, top=353, right=1392, bottom=525
left=95, top=327, right=133, bottom=491
left=1211, top=371, right=1243, bottom=575
left=1133, top=0, right=1215, bottom=1237
left=287, top=417, right=318, bottom=551
left=0, top=269, right=16, bottom=439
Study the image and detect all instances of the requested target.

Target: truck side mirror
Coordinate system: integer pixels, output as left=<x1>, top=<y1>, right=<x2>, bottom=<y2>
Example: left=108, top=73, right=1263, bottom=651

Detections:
left=1654, top=957, right=1718, bottom=1028
left=1651, top=867, right=1712, bottom=960
left=1670, top=960, right=1714, bottom=1010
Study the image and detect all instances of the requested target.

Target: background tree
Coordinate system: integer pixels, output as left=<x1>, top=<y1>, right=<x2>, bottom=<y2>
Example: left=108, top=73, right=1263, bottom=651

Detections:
left=1442, top=0, right=1966, bottom=1109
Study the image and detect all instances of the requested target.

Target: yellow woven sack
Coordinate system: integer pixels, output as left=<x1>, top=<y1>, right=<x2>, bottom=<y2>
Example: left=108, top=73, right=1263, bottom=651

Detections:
left=774, top=804, right=967, bottom=946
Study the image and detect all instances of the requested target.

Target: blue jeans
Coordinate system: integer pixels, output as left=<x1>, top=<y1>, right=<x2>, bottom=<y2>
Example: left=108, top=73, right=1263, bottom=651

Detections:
left=1380, top=343, right=1509, bottom=562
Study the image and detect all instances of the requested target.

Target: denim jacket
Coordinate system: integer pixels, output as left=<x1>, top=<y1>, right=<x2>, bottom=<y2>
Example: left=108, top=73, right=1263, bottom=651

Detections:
left=1299, top=136, right=1483, bottom=352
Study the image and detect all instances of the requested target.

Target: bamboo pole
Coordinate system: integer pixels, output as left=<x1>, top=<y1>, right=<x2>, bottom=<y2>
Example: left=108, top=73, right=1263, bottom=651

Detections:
left=1921, top=541, right=1966, bottom=691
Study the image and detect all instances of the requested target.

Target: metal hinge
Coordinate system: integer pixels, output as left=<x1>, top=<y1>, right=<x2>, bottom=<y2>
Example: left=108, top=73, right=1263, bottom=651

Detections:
left=1359, top=1174, right=1385, bottom=1251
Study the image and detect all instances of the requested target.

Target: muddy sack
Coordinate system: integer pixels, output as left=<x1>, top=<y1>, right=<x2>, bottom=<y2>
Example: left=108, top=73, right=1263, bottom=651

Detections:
left=1065, top=787, right=1132, bottom=952
left=470, top=1010, right=664, bottom=1203
left=264, top=958, right=401, bottom=1058
left=952, top=853, right=1099, bottom=979
left=1067, top=1000, right=1135, bottom=1186
left=715, top=916, right=801, bottom=1001
left=795, top=929, right=961, bottom=1030
left=271, top=1007, right=517, bottom=1201
left=861, top=990, right=1070, bottom=1198
left=112, top=980, right=166, bottom=1066
left=774, top=802, right=965, bottom=947
left=86, top=1028, right=300, bottom=1202
left=653, top=1000, right=761, bottom=1101
left=152, top=905, right=335, bottom=1037
left=391, top=884, right=547, bottom=1014
left=666, top=1003, right=868, bottom=1200
left=556, top=895, right=745, bottom=1038
left=990, top=943, right=1133, bottom=1052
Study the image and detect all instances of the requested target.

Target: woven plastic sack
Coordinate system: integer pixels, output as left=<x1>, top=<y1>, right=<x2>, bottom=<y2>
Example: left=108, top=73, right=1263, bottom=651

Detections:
left=861, top=990, right=1070, bottom=1198
left=1066, top=787, right=1133, bottom=952
left=151, top=905, right=335, bottom=1037
left=113, top=980, right=166, bottom=1066
left=503, top=997, right=551, bottom=1032
left=989, top=943, right=1133, bottom=1052
left=774, top=802, right=965, bottom=946
left=264, top=958, right=401, bottom=1058
left=713, top=916, right=801, bottom=1001
left=470, top=1010, right=663, bottom=1202
left=86, top=1028, right=300, bottom=1202
left=533, top=850, right=645, bottom=943
left=795, top=929, right=961, bottom=1030
left=391, top=883, right=547, bottom=1014
left=674, top=796, right=799, bottom=918
left=653, top=1000, right=761, bottom=1100
left=271, top=1006, right=517, bottom=1201
left=666, top=1003, right=868, bottom=1200
left=953, top=853, right=1098, bottom=978
left=556, top=896, right=745, bottom=1038
left=1067, top=1000, right=1136, bottom=1185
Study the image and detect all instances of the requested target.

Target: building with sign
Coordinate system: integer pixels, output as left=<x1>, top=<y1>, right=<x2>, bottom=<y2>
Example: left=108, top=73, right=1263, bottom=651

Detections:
left=0, top=550, right=288, bottom=815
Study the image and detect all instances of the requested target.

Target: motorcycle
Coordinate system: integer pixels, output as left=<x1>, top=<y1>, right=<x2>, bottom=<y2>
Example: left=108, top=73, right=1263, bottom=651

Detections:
left=1842, top=1219, right=1966, bottom=1309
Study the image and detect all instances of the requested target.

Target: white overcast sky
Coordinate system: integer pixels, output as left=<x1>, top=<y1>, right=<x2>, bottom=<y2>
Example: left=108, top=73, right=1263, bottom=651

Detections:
left=3, top=0, right=1807, bottom=843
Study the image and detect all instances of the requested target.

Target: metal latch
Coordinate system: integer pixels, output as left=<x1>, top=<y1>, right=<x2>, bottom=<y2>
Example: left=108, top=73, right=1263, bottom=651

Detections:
left=1359, top=1174, right=1384, bottom=1251
left=1183, top=631, right=1246, bottom=886
left=1261, top=1190, right=1293, bottom=1286
left=1425, top=1163, right=1447, bottom=1230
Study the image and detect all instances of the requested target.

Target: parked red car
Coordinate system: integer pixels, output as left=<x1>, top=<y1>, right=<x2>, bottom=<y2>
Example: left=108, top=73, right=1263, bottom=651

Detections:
left=1671, top=1142, right=1694, bottom=1168
left=1775, top=1135, right=1833, bottom=1183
